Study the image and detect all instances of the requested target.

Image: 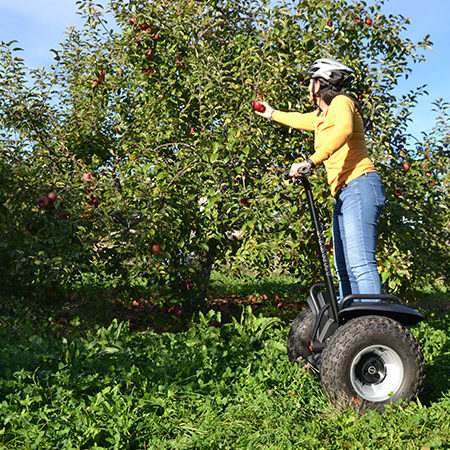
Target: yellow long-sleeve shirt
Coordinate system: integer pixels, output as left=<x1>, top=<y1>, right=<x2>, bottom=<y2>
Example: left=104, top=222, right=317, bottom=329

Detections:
left=272, top=95, right=376, bottom=197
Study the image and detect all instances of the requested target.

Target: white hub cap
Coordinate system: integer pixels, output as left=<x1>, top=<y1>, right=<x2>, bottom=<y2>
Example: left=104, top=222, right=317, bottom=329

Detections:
left=350, top=345, right=404, bottom=402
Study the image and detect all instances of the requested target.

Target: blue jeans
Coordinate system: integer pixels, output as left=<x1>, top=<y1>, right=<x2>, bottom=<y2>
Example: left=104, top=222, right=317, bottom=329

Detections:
left=333, top=172, right=385, bottom=302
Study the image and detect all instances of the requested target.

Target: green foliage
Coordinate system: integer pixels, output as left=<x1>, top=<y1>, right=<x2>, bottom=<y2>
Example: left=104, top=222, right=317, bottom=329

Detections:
left=376, top=99, right=450, bottom=291
left=0, top=297, right=448, bottom=448
left=0, top=0, right=448, bottom=306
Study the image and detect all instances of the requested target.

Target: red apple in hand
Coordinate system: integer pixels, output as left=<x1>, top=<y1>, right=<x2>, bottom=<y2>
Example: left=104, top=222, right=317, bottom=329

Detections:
left=253, top=100, right=266, bottom=113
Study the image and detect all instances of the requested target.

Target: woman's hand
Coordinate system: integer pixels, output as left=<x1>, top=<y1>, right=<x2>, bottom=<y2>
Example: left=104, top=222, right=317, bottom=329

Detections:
left=254, top=101, right=274, bottom=119
left=289, top=161, right=311, bottom=178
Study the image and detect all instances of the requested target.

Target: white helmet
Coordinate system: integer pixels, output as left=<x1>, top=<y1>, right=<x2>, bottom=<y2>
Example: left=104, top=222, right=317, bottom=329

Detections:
left=301, top=58, right=354, bottom=88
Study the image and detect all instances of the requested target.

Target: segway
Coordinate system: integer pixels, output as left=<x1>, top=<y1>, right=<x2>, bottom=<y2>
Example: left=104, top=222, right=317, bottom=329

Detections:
left=286, top=166, right=425, bottom=413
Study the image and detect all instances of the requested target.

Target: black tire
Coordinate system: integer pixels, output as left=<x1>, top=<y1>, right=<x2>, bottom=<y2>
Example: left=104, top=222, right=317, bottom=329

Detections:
left=320, top=315, right=425, bottom=413
left=287, top=308, right=314, bottom=364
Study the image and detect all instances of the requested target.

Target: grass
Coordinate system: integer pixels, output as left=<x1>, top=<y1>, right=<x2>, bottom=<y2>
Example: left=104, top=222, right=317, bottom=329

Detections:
left=0, top=274, right=449, bottom=449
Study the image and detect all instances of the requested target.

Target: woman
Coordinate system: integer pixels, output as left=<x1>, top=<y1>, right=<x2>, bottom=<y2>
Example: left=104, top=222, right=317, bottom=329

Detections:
left=255, top=58, right=385, bottom=302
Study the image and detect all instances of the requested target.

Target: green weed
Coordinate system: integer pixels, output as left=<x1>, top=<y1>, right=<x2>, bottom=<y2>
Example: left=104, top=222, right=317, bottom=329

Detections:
left=0, top=300, right=449, bottom=449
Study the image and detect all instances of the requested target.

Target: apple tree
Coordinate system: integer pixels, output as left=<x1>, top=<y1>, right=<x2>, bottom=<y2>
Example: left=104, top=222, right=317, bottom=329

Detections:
left=0, top=0, right=448, bottom=307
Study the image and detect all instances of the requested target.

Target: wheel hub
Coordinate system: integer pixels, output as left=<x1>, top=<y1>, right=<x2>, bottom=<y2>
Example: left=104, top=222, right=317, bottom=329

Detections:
left=350, top=345, right=404, bottom=402
left=357, top=355, right=386, bottom=384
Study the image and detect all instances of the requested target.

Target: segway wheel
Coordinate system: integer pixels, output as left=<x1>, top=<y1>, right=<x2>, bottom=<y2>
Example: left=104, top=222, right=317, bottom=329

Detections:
left=320, top=315, right=425, bottom=413
left=287, top=308, right=314, bottom=364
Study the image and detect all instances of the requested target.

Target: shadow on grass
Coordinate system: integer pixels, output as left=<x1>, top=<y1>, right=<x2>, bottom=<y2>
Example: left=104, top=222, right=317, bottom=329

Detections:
left=418, top=309, right=450, bottom=406
left=0, top=273, right=309, bottom=338
left=422, top=355, right=450, bottom=406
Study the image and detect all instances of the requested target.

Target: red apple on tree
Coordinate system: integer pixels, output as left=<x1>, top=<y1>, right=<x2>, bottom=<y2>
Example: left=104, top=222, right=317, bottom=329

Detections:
left=87, top=196, right=99, bottom=207
left=366, top=18, right=372, bottom=26
left=172, top=305, right=183, bottom=316
left=403, top=162, right=410, bottom=171
left=47, top=191, right=57, bottom=203
left=239, top=197, right=250, bottom=207
left=139, top=22, right=151, bottom=31
left=83, top=172, right=93, bottom=182
left=152, top=242, right=162, bottom=254
left=37, top=195, right=49, bottom=208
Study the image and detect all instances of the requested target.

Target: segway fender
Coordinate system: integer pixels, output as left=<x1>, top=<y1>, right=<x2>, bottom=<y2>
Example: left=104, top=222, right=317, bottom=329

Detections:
left=306, top=295, right=320, bottom=315
left=338, top=303, right=424, bottom=327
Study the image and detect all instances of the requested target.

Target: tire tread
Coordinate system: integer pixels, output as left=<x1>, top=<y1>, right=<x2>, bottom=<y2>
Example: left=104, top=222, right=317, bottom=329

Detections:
left=320, top=315, right=425, bottom=413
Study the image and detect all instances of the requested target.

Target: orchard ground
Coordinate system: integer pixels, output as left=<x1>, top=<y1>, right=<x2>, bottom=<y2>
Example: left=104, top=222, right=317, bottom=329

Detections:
left=11, top=270, right=449, bottom=334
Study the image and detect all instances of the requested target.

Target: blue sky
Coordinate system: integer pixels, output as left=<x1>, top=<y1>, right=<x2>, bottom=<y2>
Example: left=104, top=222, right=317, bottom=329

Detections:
left=0, top=0, right=449, bottom=135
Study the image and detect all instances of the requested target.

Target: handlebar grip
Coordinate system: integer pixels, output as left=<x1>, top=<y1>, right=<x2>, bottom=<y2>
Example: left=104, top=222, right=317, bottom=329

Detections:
left=283, top=165, right=311, bottom=180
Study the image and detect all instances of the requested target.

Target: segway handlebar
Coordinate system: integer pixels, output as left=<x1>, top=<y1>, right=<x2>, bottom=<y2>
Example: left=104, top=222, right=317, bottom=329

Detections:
left=284, top=163, right=340, bottom=324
